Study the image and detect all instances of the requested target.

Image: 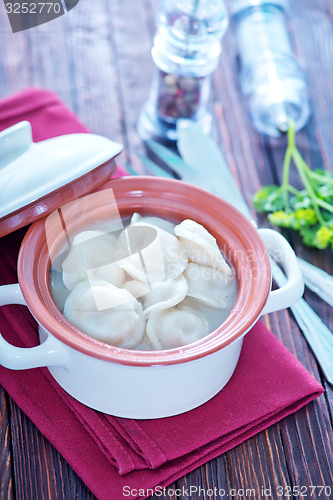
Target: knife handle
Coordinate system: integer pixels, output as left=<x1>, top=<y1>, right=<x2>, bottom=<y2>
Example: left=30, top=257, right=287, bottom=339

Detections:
left=297, top=257, right=333, bottom=309
left=270, top=260, right=333, bottom=384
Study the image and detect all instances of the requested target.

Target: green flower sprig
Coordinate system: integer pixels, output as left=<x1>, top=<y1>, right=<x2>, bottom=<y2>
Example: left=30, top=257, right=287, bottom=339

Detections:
left=253, top=122, right=333, bottom=250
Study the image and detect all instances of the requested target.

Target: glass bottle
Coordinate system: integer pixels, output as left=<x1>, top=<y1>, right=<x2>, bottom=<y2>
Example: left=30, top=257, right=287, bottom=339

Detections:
left=232, top=0, right=310, bottom=137
left=138, top=0, right=228, bottom=142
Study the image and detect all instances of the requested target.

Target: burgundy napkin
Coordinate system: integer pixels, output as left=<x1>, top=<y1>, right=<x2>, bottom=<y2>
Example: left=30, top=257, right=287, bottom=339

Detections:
left=0, top=89, right=324, bottom=499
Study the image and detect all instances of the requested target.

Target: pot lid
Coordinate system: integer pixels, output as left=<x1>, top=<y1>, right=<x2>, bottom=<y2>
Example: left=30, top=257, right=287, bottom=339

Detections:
left=0, top=121, right=123, bottom=236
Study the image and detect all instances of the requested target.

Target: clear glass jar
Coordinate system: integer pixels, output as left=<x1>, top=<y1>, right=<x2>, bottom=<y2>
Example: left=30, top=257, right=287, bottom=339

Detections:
left=232, top=0, right=310, bottom=137
left=138, top=0, right=228, bottom=142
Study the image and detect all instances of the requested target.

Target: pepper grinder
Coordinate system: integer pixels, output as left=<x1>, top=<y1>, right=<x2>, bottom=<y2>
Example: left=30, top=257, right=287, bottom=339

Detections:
left=138, top=0, right=228, bottom=143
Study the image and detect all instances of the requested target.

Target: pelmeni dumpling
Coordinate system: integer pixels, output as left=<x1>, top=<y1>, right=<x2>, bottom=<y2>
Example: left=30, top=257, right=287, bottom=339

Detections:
left=116, top=222, right=187, bottom=283
left=114, top=224, right=165, bottom=284
left=174, top=220, right=232, bottom=276
left=63, top=280, right=145, bottom=348
left=130, top=213, right=176, bottom=234
left=142, top=275, right=188, bottom=316
left=62, top=230, right=126, bottom=291
left=146, top=305, right=209, bottom=350
left=124, top=279, right=150, bottom=299
left=184, top=263, right=237, bottom=309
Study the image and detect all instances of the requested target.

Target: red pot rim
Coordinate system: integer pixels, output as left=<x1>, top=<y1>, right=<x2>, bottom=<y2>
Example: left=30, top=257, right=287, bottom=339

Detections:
left=18, top=176, right=271, bottom=366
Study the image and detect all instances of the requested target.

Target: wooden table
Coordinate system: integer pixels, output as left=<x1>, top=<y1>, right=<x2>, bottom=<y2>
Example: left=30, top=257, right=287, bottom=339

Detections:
left=0, top=0, right=332, bottom=498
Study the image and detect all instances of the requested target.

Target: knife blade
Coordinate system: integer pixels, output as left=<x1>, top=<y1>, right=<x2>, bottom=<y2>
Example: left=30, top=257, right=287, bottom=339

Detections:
left=177, top=120, right=252, bottom=220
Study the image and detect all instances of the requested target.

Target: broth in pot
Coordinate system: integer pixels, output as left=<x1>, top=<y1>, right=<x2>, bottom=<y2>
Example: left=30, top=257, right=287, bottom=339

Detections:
left=49, top=213, right=238, bottom=351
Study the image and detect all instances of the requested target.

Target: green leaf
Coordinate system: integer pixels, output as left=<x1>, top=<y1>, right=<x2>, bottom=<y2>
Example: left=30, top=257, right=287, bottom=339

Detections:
left=309, top=169, right=333, bottom=193
left=290, top=192, right=312, bottom=210
left=313, top=168, right=333, bottom=179
left=316, top=184, right=333, bottom=202
left=252, top=185, right=283, bottom=213
left=299, top=225, right=318, bottom=247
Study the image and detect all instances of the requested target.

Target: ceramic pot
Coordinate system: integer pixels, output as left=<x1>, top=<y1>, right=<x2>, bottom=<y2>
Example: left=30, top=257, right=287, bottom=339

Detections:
left=0, top=177, right=303, bottom=418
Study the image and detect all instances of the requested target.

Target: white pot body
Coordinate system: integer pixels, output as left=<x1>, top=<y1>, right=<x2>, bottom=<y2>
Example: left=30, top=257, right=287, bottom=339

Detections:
left=39, top=325, right=244, bottom=419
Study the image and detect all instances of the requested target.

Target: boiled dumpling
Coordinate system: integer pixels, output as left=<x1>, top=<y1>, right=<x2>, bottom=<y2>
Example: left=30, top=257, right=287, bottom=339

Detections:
left=130, top=213, right=176, bottom=234
left=63, top=280, right=145, bottom=348
left=142, top=275, right=188, bottom=316
left=124, top=275, right=188, bottom=314
left=184, top=263, right=237, bottom=309
left=114, top=224, right=165, bottom=284
left=116, top=222, right=187, bottom=284
left=146, top=305, right=209, bottom=350
left=62, top=230, right=126, bottom=291
left=124, top=279, right=150, bottom=299
left=174, top=220, right=232, bottom=276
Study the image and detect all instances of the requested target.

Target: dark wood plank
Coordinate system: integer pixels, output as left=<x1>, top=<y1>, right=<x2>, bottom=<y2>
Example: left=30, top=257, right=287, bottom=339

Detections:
left=106, top=0, right=155, bottom=172
left=9, top=398, right=95, bottom=500
left=0, top=386, right=14, bottom=500
left=0, top=0, right=332, bottom=498
left=280, top=408, right=333, bottom=495
left=0, top=0, right=128, bottom=165
left=223, top=431, right=290, bottom=496
left=174, top=456, right=232, bottom=499
left=57, top=0, right=126, bottom=144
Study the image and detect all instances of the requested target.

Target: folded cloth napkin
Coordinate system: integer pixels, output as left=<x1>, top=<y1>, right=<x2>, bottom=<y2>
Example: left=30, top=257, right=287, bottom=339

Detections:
left=0, top=88, right=324, bottom=499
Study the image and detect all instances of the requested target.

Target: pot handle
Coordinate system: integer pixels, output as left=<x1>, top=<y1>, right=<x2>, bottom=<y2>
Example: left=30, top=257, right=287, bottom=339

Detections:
left=0, top=283, right=69, bottom=370
left=258, top=229, right=304, bottom=315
